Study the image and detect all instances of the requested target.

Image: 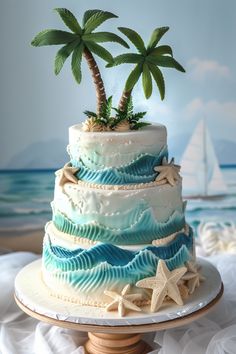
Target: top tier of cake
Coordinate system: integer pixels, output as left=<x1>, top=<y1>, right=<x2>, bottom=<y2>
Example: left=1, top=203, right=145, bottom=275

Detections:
left=68, top=123, right=168, bottom=185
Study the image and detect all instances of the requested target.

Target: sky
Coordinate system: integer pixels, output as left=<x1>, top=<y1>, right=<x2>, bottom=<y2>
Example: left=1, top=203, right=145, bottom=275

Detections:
left=1, top=0, right=236, bottom=168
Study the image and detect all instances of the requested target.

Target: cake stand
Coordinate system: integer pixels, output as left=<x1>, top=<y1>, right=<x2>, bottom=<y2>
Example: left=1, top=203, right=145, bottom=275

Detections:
left=15, top=258, right=223, bottom=354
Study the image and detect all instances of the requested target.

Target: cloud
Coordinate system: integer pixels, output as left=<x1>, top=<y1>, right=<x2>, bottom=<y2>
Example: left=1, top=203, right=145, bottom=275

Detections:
left=184, top=98, right=236, bottom=119
left=183, top=98, right=236, bottom=141
left=184, top=98, right=204, bottom=117
left=188, top=58, right=230, bottom=81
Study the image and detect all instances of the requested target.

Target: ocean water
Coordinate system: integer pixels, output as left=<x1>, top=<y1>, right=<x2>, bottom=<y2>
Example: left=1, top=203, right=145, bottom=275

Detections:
left=0, top=168, right=235, bottom=234
left=0, top=170, right=54, bottom=232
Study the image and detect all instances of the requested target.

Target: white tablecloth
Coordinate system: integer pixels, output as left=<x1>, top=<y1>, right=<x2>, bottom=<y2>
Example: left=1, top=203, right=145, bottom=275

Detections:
left=0, top=252, right=236, bottom=354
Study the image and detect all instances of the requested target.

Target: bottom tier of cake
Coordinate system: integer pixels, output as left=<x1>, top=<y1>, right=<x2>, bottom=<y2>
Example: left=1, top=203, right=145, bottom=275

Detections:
left=42, top=222, right=195, bottom=310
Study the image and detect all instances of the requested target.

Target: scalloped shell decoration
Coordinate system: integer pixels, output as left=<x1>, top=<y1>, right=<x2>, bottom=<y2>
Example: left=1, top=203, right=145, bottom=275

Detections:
left=113, top=119, right=130, bottom=132
left=82, top=117, right=108, bottom=132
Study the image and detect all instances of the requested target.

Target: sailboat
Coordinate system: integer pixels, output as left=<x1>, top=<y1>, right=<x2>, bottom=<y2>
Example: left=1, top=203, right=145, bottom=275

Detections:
left=181, top=119, right=227, bottom=199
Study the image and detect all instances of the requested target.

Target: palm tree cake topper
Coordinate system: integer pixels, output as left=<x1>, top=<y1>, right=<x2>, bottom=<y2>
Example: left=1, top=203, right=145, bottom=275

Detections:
left=31, top=8, right=185, bottom=132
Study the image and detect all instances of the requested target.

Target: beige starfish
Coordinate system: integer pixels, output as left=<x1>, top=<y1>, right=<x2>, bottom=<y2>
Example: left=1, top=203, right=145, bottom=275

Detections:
left=154, top=157, right=181, bottom=186
left=55, top=163, right=79, bottom=187
left=182, top=261, right=205, bottom=294
left=178, top=283, right=189, bottom=299
left=136, top=260, right=187, bottom=312
left=104, top=284, right=142, bottom=317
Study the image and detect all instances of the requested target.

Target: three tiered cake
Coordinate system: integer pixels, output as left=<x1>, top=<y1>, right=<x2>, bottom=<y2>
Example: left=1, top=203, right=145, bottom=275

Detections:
left=41, top=123, right=202, bottom=316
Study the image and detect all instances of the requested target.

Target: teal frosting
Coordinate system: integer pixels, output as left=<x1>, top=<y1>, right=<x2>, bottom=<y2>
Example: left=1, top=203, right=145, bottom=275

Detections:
left=43, top=230, right=193, bottom=292
left=71, top=146, right=168, bottom=185
left=53, top=207, right=186, bottom=245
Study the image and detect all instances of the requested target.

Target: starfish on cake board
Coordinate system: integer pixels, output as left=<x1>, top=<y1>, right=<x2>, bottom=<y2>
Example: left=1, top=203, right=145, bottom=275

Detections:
left=154, top=157, right=182, bottom=186
left=104, top=284, right=142, bottom=317
left=136, top=260, right=187, bottom=312
left=55, top=163, right=79, bottom=187
left=182, top=261, right=206, bottom=294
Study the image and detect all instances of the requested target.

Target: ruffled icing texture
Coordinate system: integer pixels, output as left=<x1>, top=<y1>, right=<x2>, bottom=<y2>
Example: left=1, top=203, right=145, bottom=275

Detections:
left=52, top=206, right=186, bottom=245
left=43, top=230, right=193, bottom=293
left=70, top=146, right=168, bottom=185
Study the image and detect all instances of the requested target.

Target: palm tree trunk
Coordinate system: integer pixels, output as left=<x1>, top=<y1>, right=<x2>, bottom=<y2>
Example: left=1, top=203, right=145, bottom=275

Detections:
left=83, top=48, right=106, bottom=115
left=118, top=89, right=132, bottom=111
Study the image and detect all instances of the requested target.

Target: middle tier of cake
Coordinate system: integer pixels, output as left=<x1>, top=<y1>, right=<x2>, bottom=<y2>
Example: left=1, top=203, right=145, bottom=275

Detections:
left=51, top=178, right=186, bottom=247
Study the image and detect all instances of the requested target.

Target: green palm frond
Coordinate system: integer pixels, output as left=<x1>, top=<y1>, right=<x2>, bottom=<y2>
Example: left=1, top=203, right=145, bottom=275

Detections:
left=32, top=7, right=129, bottom=92
left=84, top=11, right=118, bottom=34
left=125, top=64, right=143, bottom=91
left=116, top=25, right=185, bottom=108
left=107, top=53, right=142, bottom=68
left=82, top=10, right=101, bottom=27
left=31, top=29, right=77, bottom=46
left=86, top=96, right=113, bottom=125
left=71, top=43, right=84, bottom=83
left=118, top=27, right=146, bottom=55
left=54, top=8, right=82, bottom=34
left=126, top=96, right=134, bottom=116
left=131, top=111, right=147, bottom=120
left=151, top=45, right=173, bottom=57
left=112, top=95, right=148, bottom=130
left=85, top=41, right=113, bottom=63
left=84, top=110, right=97, bottom=118
left=54, top=39, right=80, bottom=75
left=82, top=32, right=129, bottom=48
left=100, top=95, right=113, bottom=120
left=142, top=63, right=153, bottom=99
left=148, top=63, right=165, bottom=100
left=132, top=122, right=150, bottom=130
left=147, top=55, right=185, bottom=72
left=147, top=27, right=169, bottom=50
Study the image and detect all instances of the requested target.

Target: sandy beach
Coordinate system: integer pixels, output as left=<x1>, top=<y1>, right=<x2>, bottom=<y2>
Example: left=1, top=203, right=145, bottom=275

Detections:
left=0, top=229, right=44, bottom=254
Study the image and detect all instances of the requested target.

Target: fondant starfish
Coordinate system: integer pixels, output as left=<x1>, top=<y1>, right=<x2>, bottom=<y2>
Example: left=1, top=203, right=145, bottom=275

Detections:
left=182, top=261, right=205, bottom=294
left=178, top=283, right=189, bottom=299
left=154, top=157, right=181, bottom=186
left=55, top=163, right=79, bottom=187
left=104, top=284, right=142, bottom=317
left=136, top=260, right=187, bottom=312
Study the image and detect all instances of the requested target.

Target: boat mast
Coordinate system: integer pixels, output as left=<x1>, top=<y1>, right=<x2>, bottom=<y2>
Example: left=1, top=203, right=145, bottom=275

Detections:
left=203, top=118, right=208, bottom=196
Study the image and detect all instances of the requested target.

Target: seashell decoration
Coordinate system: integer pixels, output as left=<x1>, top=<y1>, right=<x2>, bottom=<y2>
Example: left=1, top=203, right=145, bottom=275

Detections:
left=82, top=117, right=105, bottom=132
left=113, top=119, right=131, bottom=132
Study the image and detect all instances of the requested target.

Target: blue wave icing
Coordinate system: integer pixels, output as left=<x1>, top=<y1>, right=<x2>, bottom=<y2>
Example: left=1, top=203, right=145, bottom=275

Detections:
left=71, top=146, right=168, bottom=185
left=53, top=208, right=186, bottom=245
left=43, top=231, right=193, bottom=293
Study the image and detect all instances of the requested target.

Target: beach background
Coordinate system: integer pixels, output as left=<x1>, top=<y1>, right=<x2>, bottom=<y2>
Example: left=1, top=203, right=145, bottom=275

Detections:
left=1, top=0, right=236, bottom=252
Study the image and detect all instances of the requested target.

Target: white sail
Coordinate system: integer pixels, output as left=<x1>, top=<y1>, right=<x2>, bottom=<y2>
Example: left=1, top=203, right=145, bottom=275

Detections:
left=181, top=120, right=227, bottom=198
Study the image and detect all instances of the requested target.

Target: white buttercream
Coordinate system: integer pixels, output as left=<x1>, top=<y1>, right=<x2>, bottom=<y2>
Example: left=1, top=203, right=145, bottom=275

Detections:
left=68, top=123, right=167, bottom=168
left=53, top=179, right=183, bottom=227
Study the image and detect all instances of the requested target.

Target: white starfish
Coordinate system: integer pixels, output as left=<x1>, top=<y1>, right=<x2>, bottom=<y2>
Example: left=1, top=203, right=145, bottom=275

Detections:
left=154, top=157, right=181, bottom=186
left=136, top=260, right=187, bottom=312
left=104, top=284, right=142, bottom=317
left=55, top=163, right=79, bottom=187
left=182, top=261, right=205, bottom=294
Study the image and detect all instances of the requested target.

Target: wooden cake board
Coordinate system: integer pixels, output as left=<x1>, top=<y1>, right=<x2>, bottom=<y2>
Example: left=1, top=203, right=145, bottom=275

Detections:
left=14, top=258, right=224, bottom=354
